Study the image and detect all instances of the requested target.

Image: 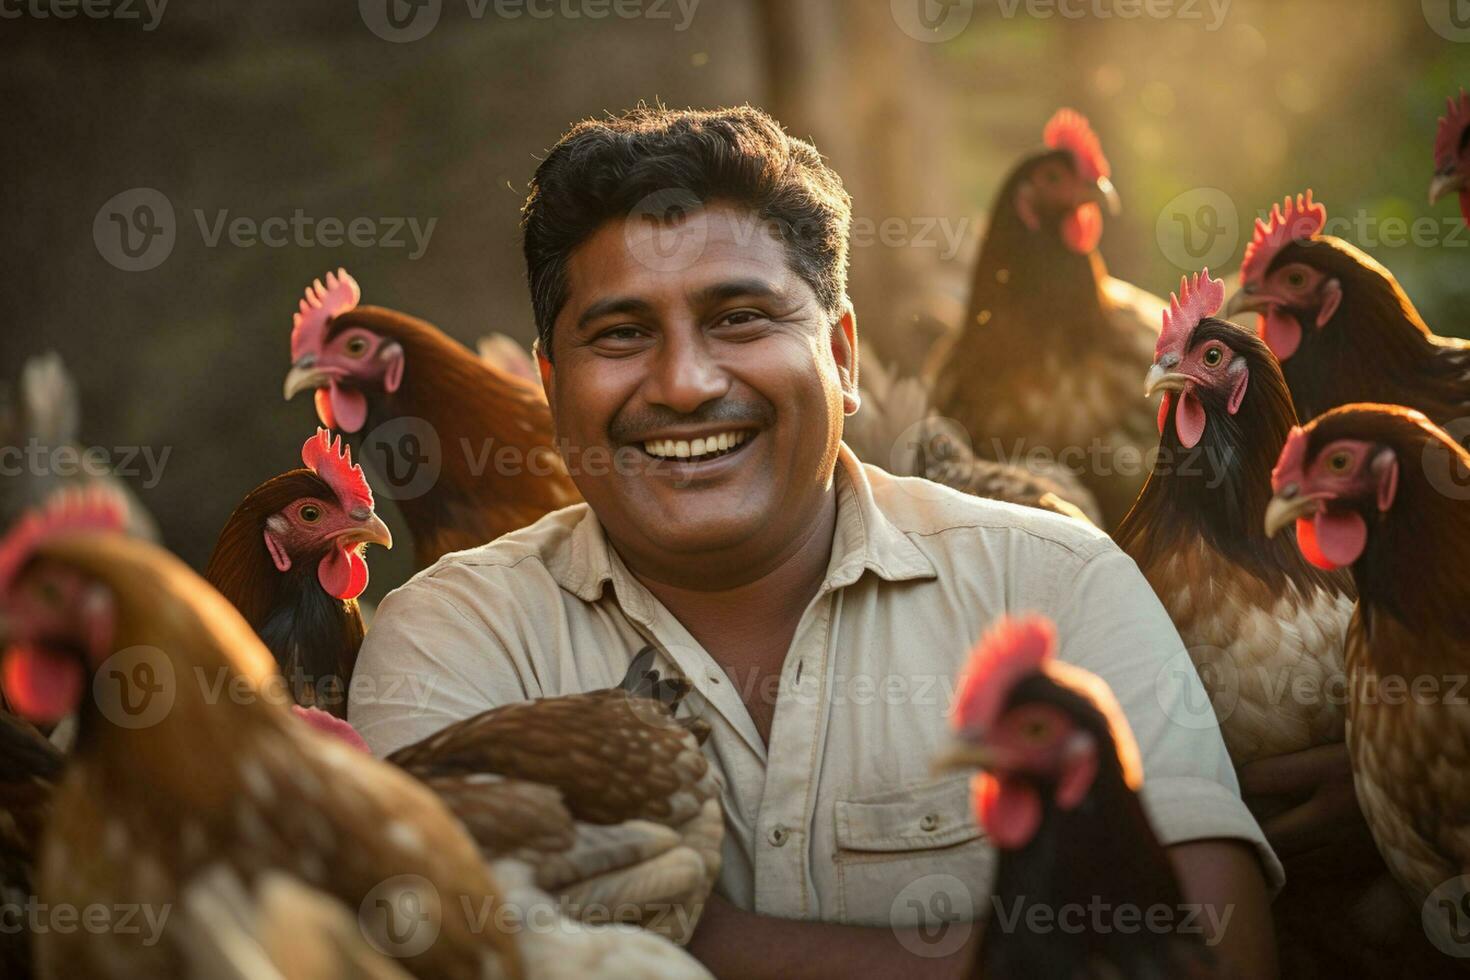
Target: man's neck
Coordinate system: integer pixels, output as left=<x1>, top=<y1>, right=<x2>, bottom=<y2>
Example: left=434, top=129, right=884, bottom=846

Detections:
left=618, top=486, right=840, bottom=743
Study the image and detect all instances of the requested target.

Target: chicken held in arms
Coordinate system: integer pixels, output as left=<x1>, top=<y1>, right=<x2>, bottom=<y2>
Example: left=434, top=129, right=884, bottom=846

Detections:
left=0, top=712, right=62, bottom=980
left=1265, top=404, right=1470, bottom=962
left=282, top=270, right=581, bottom=569
left=1225, top=191, right=1470, bottom=428
left=935, top=616, right=1215, bottom=979
left=1117, top=269, right=1353, bottom=765
left=383, top=648, right=723, bottom=946
left=205, top=428, right=392, bottom=717
left=1430, top=89, right=1470, bottom=226
left=928, top=109, right=1165, bottom=528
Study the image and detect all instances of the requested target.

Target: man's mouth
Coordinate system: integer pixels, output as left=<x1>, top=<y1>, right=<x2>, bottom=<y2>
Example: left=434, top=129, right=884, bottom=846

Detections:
left=640, top=429, right=752, bottom=463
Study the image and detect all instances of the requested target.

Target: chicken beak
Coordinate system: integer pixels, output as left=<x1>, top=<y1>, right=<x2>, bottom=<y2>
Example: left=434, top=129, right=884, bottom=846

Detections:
left=284, top=358, right=331, bottom=401
left=337, top=512, right=393, bottom=550
left=1430, top=171, right=1466, bottom=206
left=1090, top=175, right=1122, bottom=217
left=932, top=738, right=996, bottom=775
left=1225, top=285, right=1268, bottom=318
left=1144, top=364, right=1191, bottom=398
left=1264, top=491, right=1321, bottom=539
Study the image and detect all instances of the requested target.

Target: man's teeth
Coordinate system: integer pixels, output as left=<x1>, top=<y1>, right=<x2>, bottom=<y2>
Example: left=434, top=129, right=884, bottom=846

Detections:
left=643, top=431, right=749, bottom=460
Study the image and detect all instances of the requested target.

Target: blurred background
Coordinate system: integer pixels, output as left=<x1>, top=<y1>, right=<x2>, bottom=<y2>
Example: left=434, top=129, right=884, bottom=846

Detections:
left=3, top=0, right=1468, bottom=598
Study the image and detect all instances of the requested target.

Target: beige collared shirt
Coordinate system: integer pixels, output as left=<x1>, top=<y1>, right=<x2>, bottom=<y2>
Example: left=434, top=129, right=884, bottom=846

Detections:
left=349, top=446, right=1281, bottom=926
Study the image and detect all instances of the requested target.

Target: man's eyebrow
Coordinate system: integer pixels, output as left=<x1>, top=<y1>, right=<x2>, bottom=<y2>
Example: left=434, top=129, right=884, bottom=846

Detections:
left=576, top=295, right=656, bottom=330
left=689, top=278, right=785, bottom=305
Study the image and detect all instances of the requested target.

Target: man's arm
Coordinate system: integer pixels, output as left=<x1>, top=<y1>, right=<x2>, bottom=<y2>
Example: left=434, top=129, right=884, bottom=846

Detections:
left=1169, top=839, right=1277, bottom=978
left=687, top=894, right=980, bottom=980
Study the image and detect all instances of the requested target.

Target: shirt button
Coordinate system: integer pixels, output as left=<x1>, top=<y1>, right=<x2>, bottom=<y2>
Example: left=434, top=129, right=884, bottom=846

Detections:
left=919, top=813, right=940, bottom=832
left=768, top=825, right=789, bottom=847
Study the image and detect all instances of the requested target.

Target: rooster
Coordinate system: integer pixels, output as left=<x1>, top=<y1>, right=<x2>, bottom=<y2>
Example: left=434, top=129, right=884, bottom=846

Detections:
left=0, top=488, right=710, bottom=979
left=383, top=647, right=723, bottom=946
left=934, top=616, right=1214, bottom=979
left=205, top=429, right=392, bottom=718
left=1225, top=191, right=1470, bottom=428
left=1117, top=270, right=1354, bottom=766
left=0, top=712, right=60, bottom=980
left=281, top=270, right=581, bottom=569
left=1265, top=404, right=1470, bottom=963
left=843, top=359, right=1102, bottom=523
left=928, top=109, right=1165, bottom=528
left=1430, top=89, right=1470, bottom=226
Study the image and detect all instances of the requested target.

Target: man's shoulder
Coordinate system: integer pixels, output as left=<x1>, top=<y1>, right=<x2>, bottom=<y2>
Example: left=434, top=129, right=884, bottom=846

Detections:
left=862, top=462, right=1114, bottom=562
left=392, top=502, right=591, bottom=598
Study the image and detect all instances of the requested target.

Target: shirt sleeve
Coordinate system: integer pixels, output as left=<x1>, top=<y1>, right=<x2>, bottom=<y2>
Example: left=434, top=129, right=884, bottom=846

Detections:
left=347, top=570, right=533, bottom=758
left=1047, top=542, right=1285, bottom=893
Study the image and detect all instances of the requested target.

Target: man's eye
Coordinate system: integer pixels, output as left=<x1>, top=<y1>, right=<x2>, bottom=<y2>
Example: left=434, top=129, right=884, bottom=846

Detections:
left=715, top=310, right=765, bottom=330
left=598, top=327, right=645, bottom=342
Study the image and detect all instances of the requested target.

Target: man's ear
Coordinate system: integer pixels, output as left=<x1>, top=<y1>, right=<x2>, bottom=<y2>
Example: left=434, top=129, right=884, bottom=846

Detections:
left=533, top=337, right=556, bottom=414
left=831, top=303, right=860, bottom=416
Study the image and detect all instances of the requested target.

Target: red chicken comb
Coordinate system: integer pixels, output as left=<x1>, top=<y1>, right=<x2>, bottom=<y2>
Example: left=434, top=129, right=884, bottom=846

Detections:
left=1272, top=425, right=1311, bottom=492
left=1043, top=108, right=1110, bottom=183
left=951, top=615, right=1056, bottom=734
left=0, top=486, right=129, bottom=593
left=1240, top=191, right=1327, bottom=285
left=301, top=428, right=374, bottom=512
left=1156, top=268, right=1226, bottom=359
left=1435, top=89, right=1470, bottom=170
left=289, top=268, right=360, bottom=361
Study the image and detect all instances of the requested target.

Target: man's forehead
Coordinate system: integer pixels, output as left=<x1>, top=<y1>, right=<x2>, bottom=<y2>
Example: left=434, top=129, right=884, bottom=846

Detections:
left=561, top=202, right=810, bottom=317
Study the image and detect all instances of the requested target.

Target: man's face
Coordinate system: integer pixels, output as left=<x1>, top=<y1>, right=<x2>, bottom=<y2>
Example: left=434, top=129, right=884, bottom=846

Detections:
left=540, top=202, right=858, bottom=575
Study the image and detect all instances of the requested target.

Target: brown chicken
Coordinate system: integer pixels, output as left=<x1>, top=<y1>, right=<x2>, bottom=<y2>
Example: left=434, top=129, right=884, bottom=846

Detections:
left=0, top=486, right=518, bottom=979
left=928, top=109, right=1166, bottom=528
left=1225, top=191, right=1470, bottom=428
left=385, top=648, right=723, bottom=946
left=844, top=359, right=1101, bottom=523
left=205, top=429, right=392, bottom=717
left=0, top=712, right=61, bottom=980
left=936, top=616, right=1215, bottom=979
left=282, top=270, right=581, bottom=569
left=1430, top=89, right=1470, bottom=227
left=1118, top=270, right=1354, bottom=765
left=1266, top=404, right=1470, bottom=964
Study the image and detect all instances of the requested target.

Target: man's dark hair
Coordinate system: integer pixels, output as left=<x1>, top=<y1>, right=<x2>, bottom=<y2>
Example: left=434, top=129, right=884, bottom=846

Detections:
left=521, top=104, right=852, bottom=357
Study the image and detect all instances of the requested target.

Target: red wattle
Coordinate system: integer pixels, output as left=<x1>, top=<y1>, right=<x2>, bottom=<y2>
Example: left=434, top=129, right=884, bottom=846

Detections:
left=318, top=546, right=369, bottom=600
left=974, top=772, right=1042, bottom=850
left=328, top=383, right=369, bottom=434
left=314, top=387, right=335, bottom=429
left=1313, top=510, right=1368, bottom=568
left=1175, top=388, right=1206, bottom=449
left=1261, top=310, right=1303, bottom=361
left=2, top=644, right=84, bottom=725
left=1061, top=202, right=1103, bottom=254
left=1157, top=391, right=1173, bottom=435
left=1295, top=517, right=1332, bottom=569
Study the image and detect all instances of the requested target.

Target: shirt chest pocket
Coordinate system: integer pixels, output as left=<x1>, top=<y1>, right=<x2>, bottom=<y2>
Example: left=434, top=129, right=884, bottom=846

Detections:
left=832, top=775, right=995, bottom=928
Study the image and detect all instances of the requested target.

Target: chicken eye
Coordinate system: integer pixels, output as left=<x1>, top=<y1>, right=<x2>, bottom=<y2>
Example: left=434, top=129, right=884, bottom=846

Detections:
left=1327, top=452, right=1353, bottom=474
left=1202, top=346, right=1224, bottom=367
left=1021, top=719, right=1051, bottom=742
left=1286, top=271, right=1307, bottom=288
left=298, top=504, right=323, bottom=524
left=344, top=337, right=370, bottom=358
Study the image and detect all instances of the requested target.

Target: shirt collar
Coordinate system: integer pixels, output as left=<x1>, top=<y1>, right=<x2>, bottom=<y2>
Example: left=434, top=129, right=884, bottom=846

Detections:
left=549, top=443, right=937, bottom=604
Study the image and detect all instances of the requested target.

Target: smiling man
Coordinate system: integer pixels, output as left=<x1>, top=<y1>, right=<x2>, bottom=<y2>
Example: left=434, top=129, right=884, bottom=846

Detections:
left=349, top=105, right=1279, bottom=977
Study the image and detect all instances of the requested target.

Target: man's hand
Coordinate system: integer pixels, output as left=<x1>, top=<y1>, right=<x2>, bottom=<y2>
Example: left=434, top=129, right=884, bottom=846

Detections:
left=687, top=893, right=980, bottom=980
left=1238, top=742, right=1380, bottom=879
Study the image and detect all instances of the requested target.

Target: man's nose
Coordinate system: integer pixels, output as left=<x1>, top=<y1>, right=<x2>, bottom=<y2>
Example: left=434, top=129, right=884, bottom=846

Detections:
left=643, top=331, right=730, bottom=414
